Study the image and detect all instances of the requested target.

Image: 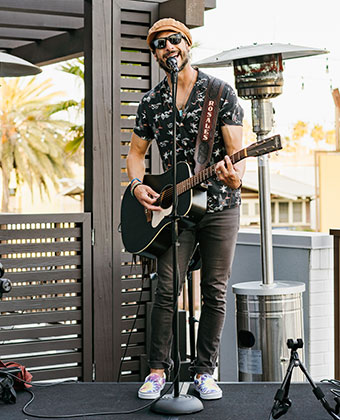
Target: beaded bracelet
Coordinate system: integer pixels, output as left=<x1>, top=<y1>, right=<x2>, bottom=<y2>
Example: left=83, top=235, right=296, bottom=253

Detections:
left=130, top=177, right=142, bottom=186
left=130, top=182, right=142, bottom=197
left=130, top=178, right=142, bottom=197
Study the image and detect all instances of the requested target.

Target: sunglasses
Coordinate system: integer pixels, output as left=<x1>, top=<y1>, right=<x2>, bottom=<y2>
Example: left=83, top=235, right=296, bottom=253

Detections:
left=152, top=33, right=186, bottom=50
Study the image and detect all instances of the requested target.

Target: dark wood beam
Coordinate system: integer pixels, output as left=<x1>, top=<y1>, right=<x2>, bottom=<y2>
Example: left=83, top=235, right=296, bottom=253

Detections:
left=133, top=0, right=216, bottom=11
left=0, top=0, right=84, bottom=17
left=0, top=27, right=62, bottom=41
left=159, top=0, right=205, bottom=28
left=204, top=0, right=216, bottom=9
left=0, top=39, right=32, bottom=49
left=8, top=29, right=84, bottom=66
left=0, top=10, right=83, bottom=31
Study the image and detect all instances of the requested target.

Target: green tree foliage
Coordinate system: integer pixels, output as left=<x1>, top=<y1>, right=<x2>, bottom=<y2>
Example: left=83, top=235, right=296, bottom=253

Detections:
left=0, top=77, right=74, bottom=212
left=55, top=58, right=84, bottom=154
left=310, top=124, right=325, bottom=143
left=325, top=129, right=335, bottom=145
left=292, top=120, right=308, bottom=140
left=283, top=121, right=335, bottom=153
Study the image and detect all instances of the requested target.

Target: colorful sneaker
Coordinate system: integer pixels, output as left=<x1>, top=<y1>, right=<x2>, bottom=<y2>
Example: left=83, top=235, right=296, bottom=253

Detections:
left=194, top=374, right=222, bottom=400
left=138, top=373, right=166, bottom=399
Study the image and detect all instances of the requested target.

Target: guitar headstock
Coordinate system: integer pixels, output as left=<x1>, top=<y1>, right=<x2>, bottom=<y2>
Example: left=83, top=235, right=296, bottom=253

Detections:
left=246, top=135, right=282, bottom=158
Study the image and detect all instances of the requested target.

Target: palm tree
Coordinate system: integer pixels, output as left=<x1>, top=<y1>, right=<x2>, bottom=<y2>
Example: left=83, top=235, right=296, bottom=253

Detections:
left=0, top=76, right=74, bottom=212
left=55, top=57, right=84, bottom=154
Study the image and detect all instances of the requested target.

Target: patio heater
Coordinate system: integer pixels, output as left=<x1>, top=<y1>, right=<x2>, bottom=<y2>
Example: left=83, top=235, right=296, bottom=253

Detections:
left=0, top=52, right=41, bottom=77
left=195, top=43, right=328, bottom=381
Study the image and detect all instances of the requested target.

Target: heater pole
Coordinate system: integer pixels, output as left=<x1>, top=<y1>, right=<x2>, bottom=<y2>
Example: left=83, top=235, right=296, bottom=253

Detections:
left=257, top=150, right=274, bottom=285
left=251, top=99, right=275, bottom=286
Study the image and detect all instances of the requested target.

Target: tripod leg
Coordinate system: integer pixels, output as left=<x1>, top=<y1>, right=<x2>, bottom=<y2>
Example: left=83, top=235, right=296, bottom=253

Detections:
left=270, top=356, right=296, bottom=419
left=298, top=361, right=340, bottom=420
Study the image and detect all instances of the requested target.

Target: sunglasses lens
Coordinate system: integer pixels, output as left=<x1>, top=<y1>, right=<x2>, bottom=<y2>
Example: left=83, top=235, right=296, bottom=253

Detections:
left=154, top=38, right=166, bottom=49
left=153, top=33, right=183, bottom=49
left=169, top=34, right=182, bottom=45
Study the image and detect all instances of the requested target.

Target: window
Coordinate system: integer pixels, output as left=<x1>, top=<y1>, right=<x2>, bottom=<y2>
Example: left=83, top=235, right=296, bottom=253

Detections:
left=293, top=202, right=303, bottom=223
left=242, top=203, right=249, bottom=216
left=279, top=202, right=289, bottom=223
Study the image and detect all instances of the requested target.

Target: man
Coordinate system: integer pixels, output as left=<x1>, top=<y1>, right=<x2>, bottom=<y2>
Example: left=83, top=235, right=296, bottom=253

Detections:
left=126, top=18, right=245, bottom=400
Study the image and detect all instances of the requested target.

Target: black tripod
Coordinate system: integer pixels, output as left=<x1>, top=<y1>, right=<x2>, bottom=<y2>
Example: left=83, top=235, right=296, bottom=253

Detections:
left=270, top=339, right=340, bottom=420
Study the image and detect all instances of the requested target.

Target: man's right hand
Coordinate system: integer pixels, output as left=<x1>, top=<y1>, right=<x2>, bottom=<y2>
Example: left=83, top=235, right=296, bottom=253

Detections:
left=133, top=184, right=162, bottom=211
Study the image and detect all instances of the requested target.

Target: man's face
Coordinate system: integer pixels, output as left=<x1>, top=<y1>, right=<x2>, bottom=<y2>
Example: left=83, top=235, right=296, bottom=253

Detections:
left=153, top=31, right=190, bottom=73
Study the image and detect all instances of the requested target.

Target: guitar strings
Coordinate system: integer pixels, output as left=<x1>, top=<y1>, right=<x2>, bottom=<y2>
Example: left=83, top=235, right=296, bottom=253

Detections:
left=158, top=165, right=216, bottom=207
left=156, top=150, right=245, bottom=206
left=152, top=140, right=278, bottom=208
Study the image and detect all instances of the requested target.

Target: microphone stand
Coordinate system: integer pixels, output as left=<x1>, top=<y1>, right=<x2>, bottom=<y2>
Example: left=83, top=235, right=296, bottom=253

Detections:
left=151, top=61, right=203, bottom=415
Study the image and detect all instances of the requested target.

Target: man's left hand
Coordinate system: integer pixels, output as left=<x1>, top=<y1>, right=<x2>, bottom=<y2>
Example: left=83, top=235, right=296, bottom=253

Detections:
left=215, top=156, right=242, bottom=189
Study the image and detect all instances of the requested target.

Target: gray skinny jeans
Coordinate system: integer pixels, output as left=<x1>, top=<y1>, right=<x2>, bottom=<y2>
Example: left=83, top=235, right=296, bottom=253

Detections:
left=149, top=205, right=240, bottom=375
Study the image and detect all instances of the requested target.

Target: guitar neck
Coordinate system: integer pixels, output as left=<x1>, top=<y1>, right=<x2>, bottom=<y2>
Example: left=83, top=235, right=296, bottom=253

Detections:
left=177, top=148, right=247, bottom=195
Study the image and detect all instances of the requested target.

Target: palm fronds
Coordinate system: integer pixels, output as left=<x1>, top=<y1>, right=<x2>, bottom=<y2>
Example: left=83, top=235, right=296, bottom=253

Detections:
left=0, top=76, right=76, bottom=212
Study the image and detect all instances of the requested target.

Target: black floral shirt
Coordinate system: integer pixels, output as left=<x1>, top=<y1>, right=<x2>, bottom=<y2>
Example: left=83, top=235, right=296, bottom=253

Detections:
left=133, top=70, right=244, bottom=212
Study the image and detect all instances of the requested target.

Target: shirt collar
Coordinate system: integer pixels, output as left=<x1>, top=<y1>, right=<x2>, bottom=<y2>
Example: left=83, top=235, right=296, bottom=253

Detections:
left=160, top=68, right=208, bottom=94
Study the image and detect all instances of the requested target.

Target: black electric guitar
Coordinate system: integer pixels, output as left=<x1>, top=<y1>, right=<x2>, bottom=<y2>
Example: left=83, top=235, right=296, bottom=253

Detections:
left=121, top=134, right=282, bottom=258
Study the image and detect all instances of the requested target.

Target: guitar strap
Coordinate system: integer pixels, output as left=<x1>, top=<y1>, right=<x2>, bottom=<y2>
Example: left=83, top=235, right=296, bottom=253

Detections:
left=194, top=76, right=225, bottom=174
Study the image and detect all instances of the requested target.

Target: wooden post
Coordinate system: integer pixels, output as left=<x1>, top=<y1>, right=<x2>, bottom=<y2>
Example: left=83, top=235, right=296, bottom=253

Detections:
left=332, top=88, right=340, bottom=151
left=84, top=0, right=120, bottom=381
left=330, top=230, right=340, bottom=379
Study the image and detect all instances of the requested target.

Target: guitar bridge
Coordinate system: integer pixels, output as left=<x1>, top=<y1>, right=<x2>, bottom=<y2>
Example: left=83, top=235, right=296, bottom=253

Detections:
left=145, top=209, right=152, bottom=223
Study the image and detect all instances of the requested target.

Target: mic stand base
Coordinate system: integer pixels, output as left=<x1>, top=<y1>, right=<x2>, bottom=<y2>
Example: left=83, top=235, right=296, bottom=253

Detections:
left=151, top=394, right=203, bottom=415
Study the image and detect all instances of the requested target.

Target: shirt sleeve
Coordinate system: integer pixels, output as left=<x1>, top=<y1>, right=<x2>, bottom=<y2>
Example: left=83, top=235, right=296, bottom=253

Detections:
left=133, top=99, right=154, bottom=141
left=219, top=83, right=244, bottom=126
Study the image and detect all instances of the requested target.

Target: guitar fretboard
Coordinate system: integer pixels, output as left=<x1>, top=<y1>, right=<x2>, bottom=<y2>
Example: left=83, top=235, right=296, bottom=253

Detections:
left=177, top=148, right=247, bottom=195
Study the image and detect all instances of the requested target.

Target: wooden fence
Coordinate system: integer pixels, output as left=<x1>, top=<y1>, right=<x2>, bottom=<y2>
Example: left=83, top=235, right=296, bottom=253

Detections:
left=0, top=213, right=92, bottom=382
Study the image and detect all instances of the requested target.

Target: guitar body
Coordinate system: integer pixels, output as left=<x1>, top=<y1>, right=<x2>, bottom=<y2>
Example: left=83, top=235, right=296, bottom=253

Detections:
left=121, top=161, right=207, bottom=258
left=121, top=134, right=282, bottom=258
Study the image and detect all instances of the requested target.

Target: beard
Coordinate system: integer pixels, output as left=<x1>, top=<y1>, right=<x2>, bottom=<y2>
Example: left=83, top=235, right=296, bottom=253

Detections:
left=157, top=49, right=190, bottom=73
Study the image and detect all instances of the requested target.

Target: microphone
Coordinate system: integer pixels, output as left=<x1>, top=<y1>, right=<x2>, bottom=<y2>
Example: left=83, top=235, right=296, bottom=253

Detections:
left=166, top=57, right=179, bottom=72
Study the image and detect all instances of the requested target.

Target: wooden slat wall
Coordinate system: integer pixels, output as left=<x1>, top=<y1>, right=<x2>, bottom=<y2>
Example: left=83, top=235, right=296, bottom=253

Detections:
left=0, top=213, right=92, bottom=382
left=85, top=0, right=161, bottom=381
left=119, top=4, right=160, bottom=382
